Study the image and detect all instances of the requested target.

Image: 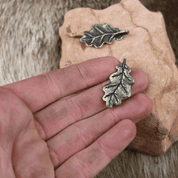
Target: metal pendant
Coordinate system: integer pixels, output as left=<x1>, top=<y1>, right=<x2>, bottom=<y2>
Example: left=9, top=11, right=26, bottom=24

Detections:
left=80, top=23, right=129, bottom=48
left=102, top=59, right=135, bottom=108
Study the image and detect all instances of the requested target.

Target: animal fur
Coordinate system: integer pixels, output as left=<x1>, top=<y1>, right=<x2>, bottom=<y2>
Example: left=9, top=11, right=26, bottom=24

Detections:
left=0, top=0, right=178, bottom=177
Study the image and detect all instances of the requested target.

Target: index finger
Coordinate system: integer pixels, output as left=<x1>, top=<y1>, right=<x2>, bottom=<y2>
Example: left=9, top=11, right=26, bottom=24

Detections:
left=2, top=56, right=120, bottom=113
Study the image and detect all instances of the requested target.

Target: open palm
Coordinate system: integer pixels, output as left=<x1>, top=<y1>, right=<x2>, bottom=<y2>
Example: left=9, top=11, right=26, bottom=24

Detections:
left=0, top=56, right=152, bottom=178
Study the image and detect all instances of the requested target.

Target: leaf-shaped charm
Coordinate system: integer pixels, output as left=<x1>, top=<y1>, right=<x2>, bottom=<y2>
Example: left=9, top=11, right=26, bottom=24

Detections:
left=102, top=59, right=135, bottom=108
left=80, top=23, right=129, bottom=48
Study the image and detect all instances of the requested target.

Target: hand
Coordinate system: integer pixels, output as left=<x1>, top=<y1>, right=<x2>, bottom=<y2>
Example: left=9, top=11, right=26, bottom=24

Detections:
left=0, top=56, right=152, bottom=178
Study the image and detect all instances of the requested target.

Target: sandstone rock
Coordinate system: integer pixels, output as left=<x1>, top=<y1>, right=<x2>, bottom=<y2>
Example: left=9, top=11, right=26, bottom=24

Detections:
left=59, top=0, right=178, bottom=155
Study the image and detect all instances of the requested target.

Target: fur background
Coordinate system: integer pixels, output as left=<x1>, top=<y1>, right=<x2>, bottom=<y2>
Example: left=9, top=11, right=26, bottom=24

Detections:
left=0, top=0, right=178, bottom=177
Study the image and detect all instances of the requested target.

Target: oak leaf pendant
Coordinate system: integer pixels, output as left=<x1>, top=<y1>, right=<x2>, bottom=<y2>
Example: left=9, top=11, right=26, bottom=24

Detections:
left=80, top=23, right=129, bottom=48
left=102, top=59, right=135, bottom=108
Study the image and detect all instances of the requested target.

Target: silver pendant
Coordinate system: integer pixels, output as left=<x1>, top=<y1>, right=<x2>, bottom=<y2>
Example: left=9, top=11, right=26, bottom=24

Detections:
left=102, top=59, right=135, bottom=108
left=80, top=23, right=129, bottom=48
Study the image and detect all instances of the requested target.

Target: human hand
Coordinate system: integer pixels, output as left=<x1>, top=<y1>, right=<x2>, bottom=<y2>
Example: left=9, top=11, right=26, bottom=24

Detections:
left=0, top=56, right=153, bottom=178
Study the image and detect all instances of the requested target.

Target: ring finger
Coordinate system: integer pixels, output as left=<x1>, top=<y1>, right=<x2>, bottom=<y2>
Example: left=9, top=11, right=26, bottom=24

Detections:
left=55, top=119, right=136, bottom=178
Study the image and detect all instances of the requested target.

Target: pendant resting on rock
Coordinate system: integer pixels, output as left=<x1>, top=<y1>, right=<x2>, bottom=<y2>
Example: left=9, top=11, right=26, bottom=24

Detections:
left=102, top=59, right=135, bottom=108
left=80, top=23, right=129, bottom=48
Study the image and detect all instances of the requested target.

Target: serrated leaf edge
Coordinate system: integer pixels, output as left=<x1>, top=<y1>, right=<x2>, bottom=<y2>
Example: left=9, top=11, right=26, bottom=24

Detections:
left=80, top=23, right=129, bottom=48
left=102, top=59, right=135, bottom=108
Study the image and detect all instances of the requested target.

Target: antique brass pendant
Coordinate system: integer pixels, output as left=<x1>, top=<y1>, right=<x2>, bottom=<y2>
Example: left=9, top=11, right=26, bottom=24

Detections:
left=102, top=59, right=135, bottom=108
left=80, top=23, right=129, bottom=48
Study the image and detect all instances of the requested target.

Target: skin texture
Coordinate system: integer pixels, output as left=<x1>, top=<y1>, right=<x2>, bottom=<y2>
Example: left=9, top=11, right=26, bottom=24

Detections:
left=0, top=56, right=153, bottom=178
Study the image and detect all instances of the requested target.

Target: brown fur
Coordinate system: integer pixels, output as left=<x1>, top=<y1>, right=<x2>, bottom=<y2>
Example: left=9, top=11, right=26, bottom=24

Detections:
left=0, top=0, right=178, bottom=177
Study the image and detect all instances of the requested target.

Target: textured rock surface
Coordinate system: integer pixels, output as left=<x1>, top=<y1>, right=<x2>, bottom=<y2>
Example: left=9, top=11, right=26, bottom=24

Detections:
left=59, top=0, right=178, bottom=155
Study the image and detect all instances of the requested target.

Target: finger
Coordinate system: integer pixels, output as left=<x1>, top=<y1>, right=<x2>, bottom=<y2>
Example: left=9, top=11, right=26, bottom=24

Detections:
left=34, top=68, right=148, bottom=140
left=2, top=56, right=120, bottom=112
left=47, top=93, right=153, bottom=168
left=55, top=119, right=136, bottom=178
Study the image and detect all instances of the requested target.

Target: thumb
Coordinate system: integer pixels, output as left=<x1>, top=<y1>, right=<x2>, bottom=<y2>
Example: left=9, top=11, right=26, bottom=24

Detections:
left=0, top=88, right=54, bottom=178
